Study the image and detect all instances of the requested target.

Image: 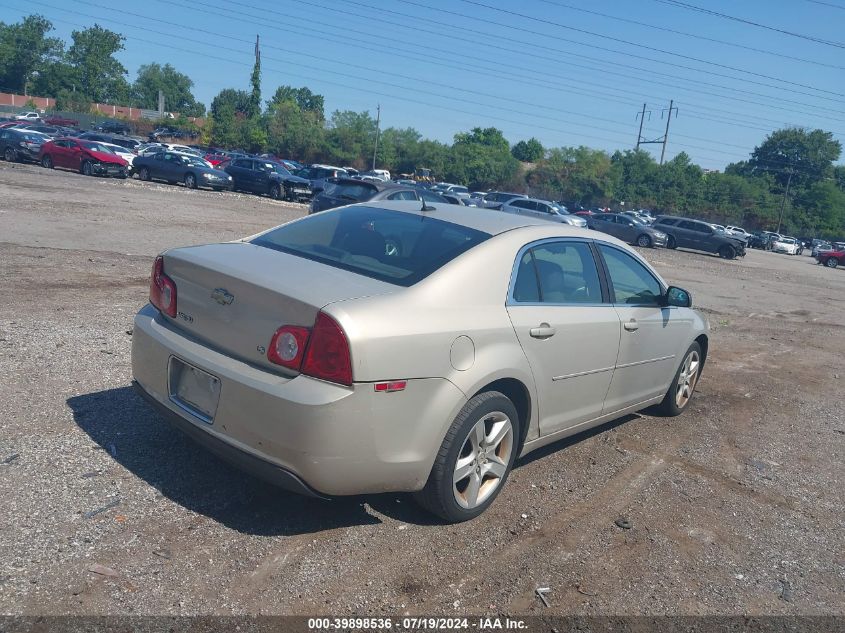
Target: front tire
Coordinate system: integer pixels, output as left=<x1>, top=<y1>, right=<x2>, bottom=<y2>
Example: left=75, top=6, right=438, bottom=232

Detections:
left=415, top=391, right=519, bottom=522
left=636, top=234, right=652, bottom=248
left=825, top=257, right=839, bottom=268
left=184, top=172, right=196, bottom=189
left=139, top=167, right=151, bottom=181
left=4, top=147, right=16, bottom=162
left=719, top=245, right=736, bottom=260
left=41, top=155, right=53, bottom=169
left=269, top=183, right=281, bottom=200
left=81, top=160, right=93, bottom=176
left=653, top=342, right=702, bottom=417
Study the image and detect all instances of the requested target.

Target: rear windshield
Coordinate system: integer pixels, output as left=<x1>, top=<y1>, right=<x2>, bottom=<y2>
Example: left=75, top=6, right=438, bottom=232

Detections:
left=322, top=181, right=379, bottom=201
left=251, top=206, right=491, bottom=286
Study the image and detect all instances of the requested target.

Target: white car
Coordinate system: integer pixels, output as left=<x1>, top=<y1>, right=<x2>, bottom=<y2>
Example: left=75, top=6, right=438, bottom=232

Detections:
left=725, top=225, right=750, bottom=238
left=772, top=236, right=801, bottom=255
left=14, top=111, right=41, bottom=122
left=99, top=142, right=136, bottom=168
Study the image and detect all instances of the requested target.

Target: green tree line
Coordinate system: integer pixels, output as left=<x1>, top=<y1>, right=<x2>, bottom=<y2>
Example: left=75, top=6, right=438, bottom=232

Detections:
left=2, top=14, right=844, bottom=237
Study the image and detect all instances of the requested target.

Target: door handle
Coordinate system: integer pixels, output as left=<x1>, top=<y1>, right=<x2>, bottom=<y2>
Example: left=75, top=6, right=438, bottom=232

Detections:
left=530, top=324, right=557, bottom=339
left=623, top=319, right=639, bottom=332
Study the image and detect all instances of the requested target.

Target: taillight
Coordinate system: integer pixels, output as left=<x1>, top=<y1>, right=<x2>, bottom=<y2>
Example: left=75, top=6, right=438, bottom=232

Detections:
left=302, top=312, right=352, bottom=386
left=266, top=313, right=352, bottom=386
left=149, top=256, right=177, bottom=317
left=267, top=325, right=310, bottom=370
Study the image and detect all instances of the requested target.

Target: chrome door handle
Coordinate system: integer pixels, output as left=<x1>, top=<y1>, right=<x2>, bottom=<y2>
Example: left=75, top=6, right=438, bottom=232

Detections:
left=623, top=319, right=639, bottom=332
left=530, top=324, right=557, bottom=339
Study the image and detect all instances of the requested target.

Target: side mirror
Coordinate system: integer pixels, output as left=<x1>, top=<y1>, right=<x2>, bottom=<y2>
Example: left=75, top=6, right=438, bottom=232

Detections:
left=664, top=286, right=692, bottom=308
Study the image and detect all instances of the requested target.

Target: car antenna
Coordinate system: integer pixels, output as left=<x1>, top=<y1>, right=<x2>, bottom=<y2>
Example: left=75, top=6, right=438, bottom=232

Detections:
left=421, top=198, right=435, bottom=212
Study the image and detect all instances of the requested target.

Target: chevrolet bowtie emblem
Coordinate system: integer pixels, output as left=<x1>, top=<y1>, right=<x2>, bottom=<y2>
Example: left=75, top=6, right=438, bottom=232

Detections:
left=211, top=288, right=234, bottom=305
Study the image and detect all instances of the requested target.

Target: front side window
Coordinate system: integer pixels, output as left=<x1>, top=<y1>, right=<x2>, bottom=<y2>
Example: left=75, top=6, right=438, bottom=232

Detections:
left=512, top=241, right=603, bottom=304
left=598, top=245, right=662, bottom=305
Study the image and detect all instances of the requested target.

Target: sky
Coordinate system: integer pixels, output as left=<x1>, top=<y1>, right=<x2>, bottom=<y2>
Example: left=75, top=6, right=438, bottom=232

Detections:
left=1, top=0, right=844, bottom=170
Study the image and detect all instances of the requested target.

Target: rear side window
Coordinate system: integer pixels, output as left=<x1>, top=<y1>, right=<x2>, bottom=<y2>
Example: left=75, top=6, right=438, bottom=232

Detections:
left=252, top=206, right=491, bottom=286
left=655, top=218, right=677, bottom=226
left=512, top=241, right=603, bottom=304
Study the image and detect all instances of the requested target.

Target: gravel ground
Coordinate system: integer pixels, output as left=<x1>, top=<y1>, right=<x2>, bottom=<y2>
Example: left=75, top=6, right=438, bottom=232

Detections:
left=0, top=161, right=843, bottom=617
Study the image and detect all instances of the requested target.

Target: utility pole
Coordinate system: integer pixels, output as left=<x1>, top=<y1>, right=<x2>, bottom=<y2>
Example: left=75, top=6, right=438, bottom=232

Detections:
left=776, top=169, right=794, bottom=234
left=635, top=103, right=647, bottom=151
left=660, top=99, right=675, bottom=165
left=372, top=103, right=381, bottom=171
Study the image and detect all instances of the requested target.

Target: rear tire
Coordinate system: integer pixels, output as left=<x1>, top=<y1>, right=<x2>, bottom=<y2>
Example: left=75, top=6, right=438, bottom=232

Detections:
left=652, top=342, right=702, bottom=417
left=414, top=391, right=519, bottom=523
left=666, top=235, right=677, bottom=249
left=41, top=155, right=53, bottom=169
left=825, top=257, right=839, bottom=268
left=719, top=245, right=736, bottom=260
left=636, top=234, right=652, bottom=248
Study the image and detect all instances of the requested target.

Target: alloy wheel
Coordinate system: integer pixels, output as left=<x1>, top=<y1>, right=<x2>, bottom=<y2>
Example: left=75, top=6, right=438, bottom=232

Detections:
left=637, top=234, right=651, bottom=248
left=675, top=350, right=700, bottom=409
left=453, top=412, right=513, bottom=509
left=4, top=148, right=15, bottom=161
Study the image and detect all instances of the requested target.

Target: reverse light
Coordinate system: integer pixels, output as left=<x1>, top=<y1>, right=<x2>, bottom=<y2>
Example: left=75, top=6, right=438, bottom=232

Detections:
left=267, top=325, right=310, bottom=370
left=149, top=256, right=177, bottom=317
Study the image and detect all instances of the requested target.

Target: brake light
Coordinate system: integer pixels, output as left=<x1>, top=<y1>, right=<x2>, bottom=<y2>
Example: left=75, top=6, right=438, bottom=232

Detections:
left=149, top=256, right=177, bottom=317
left=301, top=312, right=352, bottom=386
left=267, top=325, right=310, bottom=370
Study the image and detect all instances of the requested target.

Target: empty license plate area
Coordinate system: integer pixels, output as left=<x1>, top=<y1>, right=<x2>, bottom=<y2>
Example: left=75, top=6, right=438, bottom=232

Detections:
left=168, top=356, right=221, bottom=424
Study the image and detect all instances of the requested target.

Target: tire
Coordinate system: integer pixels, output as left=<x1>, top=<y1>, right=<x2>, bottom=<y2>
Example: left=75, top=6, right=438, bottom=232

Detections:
left=4, top=147, right=16, bottom=162
left=81, top=161, right=93, bottom=176
left=414, top=391, right=519, bottom=522
left=284, top=187, right=295, bottom=202
left=184, top=172, right=197, bottom=189
left=666, top=235, right=677, bottom=249
left=825, top=257, right=839, bottom=268
left=718, top=245, right=736, bottom=260
left=269, top=184, right=281, bottom=200
left=139, top=167, right=151, bottom=181
left=41, top=155, right=53, bottom=169
left=636, top=234, right=652, bottom=248
left=652, top=342, right=703, bottom=417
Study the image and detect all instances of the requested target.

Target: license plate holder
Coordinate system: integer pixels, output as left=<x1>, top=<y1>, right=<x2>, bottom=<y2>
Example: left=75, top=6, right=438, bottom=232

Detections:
left=168, top=357, right=221, bottom=424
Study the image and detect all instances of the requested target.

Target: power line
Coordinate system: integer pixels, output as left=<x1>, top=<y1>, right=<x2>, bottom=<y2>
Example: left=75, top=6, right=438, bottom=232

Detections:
left=536, top=0, right=845, bottom=70
left=801, top=0, right=845, bottom=9
left=653, top=0, right=845, bottom=49
left=447, top=0, right=845, bottom=97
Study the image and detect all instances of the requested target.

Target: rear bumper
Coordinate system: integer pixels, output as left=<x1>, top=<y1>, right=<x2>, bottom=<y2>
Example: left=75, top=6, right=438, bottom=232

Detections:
left=133, top=379, right=325, bottom=498
left=131, top=304, right=466, bottom=496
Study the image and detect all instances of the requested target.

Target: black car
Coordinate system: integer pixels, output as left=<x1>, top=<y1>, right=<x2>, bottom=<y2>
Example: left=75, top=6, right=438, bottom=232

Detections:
left=309, top=178, right=448, bottom=214
left=92, top=119, right=131, bottom=135
left=224, top=158, right=311, bottom=201
left=652, top=215, right=747, bottom=259
left=134, top=151, right=233, bottom=190
left=0, top=128, right=49, bottom=163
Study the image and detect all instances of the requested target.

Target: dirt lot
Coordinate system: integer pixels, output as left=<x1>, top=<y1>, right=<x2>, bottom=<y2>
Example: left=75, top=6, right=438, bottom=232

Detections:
left=0, top=160, right=843, bottom=617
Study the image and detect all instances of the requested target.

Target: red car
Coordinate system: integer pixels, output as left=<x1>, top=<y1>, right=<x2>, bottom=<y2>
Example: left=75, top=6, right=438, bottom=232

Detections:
left=42, top=115, right=79, bottom=127
left=817, top=249, right=845, bottom=268
left=38, top=137, right=129, bottom=178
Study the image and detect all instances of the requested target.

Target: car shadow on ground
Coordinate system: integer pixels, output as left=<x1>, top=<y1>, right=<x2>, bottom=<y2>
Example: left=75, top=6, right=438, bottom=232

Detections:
left=68, top=386, right=380, bottom=536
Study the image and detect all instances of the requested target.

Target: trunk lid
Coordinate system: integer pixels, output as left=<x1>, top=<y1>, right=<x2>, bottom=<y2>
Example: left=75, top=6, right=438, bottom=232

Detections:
left=161, top=242, right=396, bottom=373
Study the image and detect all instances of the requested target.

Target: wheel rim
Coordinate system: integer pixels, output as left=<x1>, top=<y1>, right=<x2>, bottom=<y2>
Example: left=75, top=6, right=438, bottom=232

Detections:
left=141, top=168, right=149, bottom=180
left=5, top=149, right=13, bottom=161
left=675, top=350, right=700, bottom=409
left=186, top=174, right=195, bottom=188
left=453, top=411, right=513, bottom=509
left=83, top=162, right=91, bottom=175
left=826, top=258, right=837, bottom=267
left=272, top=185, right=280, bottom=199
left=638, top=235, right=650, bottom=247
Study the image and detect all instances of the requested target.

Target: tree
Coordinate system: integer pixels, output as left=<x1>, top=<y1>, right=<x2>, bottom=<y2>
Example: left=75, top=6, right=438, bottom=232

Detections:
left=747, top=128, right=841, bottom=190
left=267, top=85, right=324, bottom=120
left=323, top=110, right=378, bottom=167
left=249, top=37, right=261, bottom=117
left=511, top=138, right=544, bottom=162
left=265, top=100, right=325, bottom=162
left=0, top=15, right=64, bottom=94
left=529, top=146, right=614, bottom=205
left=209, top=88, right=252, bottom=148
left=131, top=63, right=205, bottom=116
left=66, top=25, right=128, bottom=103
left=449, top=127, right=519, bottom=189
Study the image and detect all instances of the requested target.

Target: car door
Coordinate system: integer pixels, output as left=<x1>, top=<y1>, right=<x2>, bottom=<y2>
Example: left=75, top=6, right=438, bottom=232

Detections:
left=615, top=216, right=638, bottom=243
left=597, top=243, right=692, bottom=413
left=507, top=239, right=621, bottom=436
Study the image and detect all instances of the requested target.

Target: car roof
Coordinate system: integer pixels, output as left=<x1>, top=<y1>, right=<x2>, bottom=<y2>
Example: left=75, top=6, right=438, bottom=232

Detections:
left=355, top=200, right=605, bottom=238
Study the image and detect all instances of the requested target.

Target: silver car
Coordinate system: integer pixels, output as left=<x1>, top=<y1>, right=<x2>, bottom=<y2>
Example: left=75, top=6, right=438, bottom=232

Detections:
left=132, top=201, right=708, bottom=522
left=500, top=197, right=588, bottom=227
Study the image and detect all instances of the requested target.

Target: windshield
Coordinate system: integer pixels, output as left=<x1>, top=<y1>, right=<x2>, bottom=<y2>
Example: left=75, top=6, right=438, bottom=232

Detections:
left=260, top=161, right=292, bottom=176
left=80, top=142, right=115, bottom=153
left=251, top=206, right=491, bottom=286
